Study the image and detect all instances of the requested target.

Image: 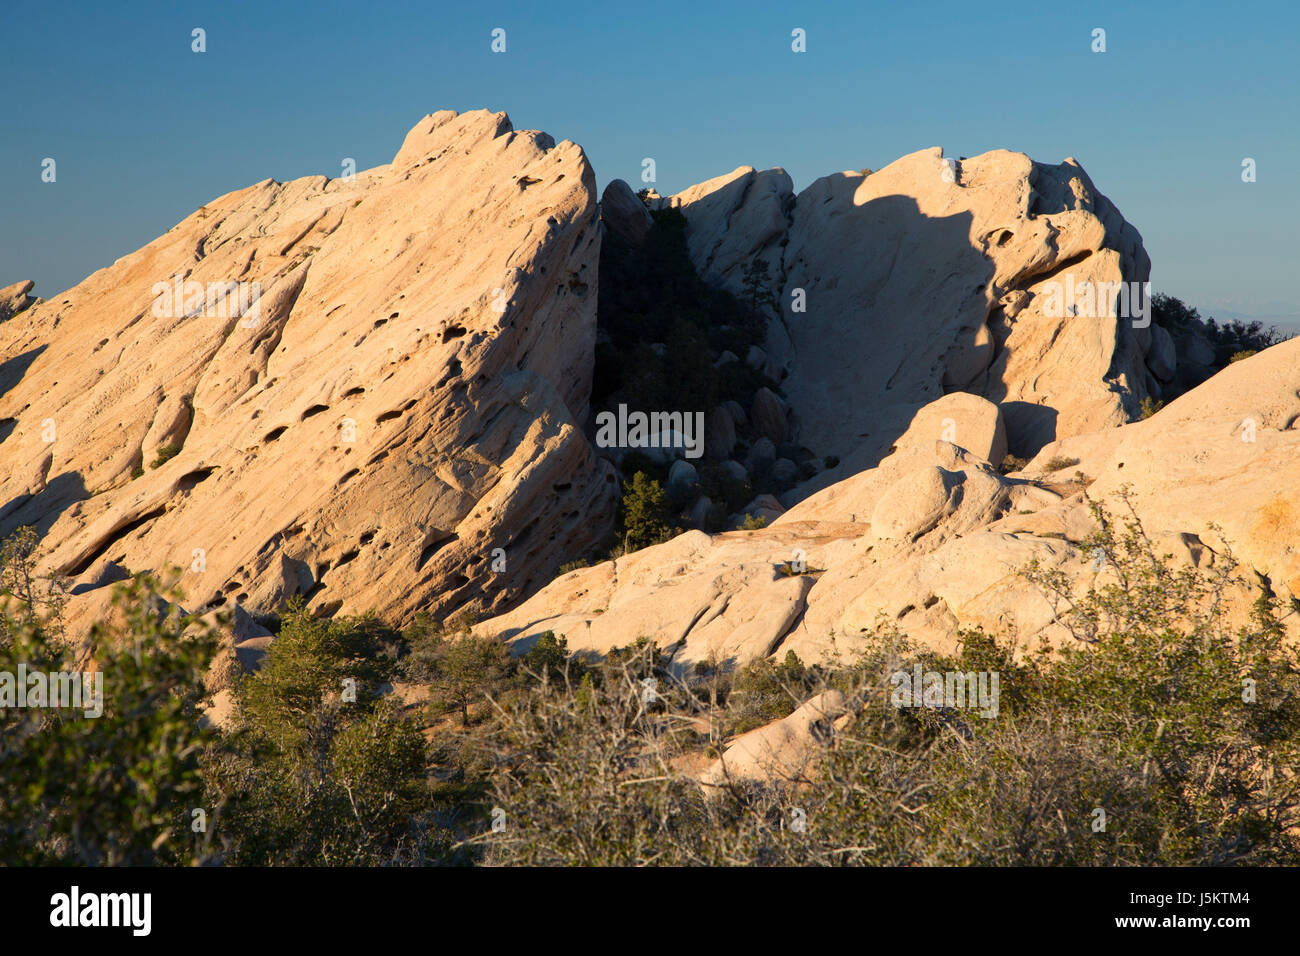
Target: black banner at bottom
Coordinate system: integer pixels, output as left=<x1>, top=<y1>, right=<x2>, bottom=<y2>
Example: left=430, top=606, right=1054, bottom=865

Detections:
left=0, top=865, right=1280, bottom=943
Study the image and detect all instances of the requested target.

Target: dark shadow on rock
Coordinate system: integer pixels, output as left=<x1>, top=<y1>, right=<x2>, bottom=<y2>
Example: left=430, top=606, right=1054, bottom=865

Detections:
left=777, top=194, right=997, bottom=493
left=998, top=402, right=1058, bottom=458
left=0, top=471, right=89, bottom=541
left=0, top=345, right=46, bottom=401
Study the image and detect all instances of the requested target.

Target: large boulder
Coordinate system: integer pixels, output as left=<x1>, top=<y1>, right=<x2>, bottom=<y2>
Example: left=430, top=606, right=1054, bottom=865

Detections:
left=704, top=406, right=736, bottom=460
left=599, top=179, right=652, bottom=246
left=750, top=387, right=789, bottom=444
left=0, top=110, right=618, bottom=642
left=1148, top=324, right=1177, bottom=382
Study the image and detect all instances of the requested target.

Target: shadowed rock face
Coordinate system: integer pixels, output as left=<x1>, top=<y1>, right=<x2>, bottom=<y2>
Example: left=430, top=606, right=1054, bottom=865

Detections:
left=648, top=149, right=1155, bottom=473
left=0, top=109, right=617, bottom=637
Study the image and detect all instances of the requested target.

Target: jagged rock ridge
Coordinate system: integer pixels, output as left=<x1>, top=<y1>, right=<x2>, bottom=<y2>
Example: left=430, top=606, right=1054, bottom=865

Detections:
left=0, top=110, right=617, bottom=645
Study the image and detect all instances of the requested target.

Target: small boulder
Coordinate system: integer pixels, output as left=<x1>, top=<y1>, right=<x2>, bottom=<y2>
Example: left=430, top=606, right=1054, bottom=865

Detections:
left=705, top=406, right=736, bottom=460
left=702, top=690, right=849, bottom=784
left=688, top=494, right=713, bottom=528
left=720, top=459, right=749, bottom=484
left=750, top=387, right=789, bottom=444
left=770, top=457, right=799, bottom=487
left=745, top=437, right=776, bottom=474
left=714, top=350, right=739, bottom=368
left=0, top=279, right=37, bottom=322
left=666, top=459, right=700, bottom=498
left=740, top=494, right=785, bottom=526
left=600, top=179, right=652, bottom=246
left=723, top=399, right=748, bottom=428
left=871, top=466, right=955, bottom=541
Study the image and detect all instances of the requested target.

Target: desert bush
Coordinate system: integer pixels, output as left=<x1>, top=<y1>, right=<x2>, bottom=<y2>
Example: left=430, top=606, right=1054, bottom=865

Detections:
left=151, top=442, right=181, bottom=468
left=1, top=534, right=218, bottom=865
left=461, top=495, right=1300, bottom=866
left=1043, top=455, right=1080, bottom=472
left=204, top=603, right=459, bottom=865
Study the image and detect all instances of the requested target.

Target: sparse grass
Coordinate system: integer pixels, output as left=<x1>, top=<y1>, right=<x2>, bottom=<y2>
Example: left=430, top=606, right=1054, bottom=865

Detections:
left=1043, top=455, right=1080, bottom=472
left=999, top=453, right=1029, bottom=474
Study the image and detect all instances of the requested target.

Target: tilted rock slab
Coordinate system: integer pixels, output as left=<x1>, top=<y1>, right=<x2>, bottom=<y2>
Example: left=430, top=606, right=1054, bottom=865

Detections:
left=0, top=110, right=617, bottom=639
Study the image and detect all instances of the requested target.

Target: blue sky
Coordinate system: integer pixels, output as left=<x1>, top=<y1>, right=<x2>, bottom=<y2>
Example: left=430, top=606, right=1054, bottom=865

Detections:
left=4, top=0, right=1298, bottom=327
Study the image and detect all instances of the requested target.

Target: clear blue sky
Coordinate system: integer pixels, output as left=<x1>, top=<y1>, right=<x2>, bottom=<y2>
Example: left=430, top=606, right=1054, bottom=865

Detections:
left=4, top=0, right=1298, bottom=326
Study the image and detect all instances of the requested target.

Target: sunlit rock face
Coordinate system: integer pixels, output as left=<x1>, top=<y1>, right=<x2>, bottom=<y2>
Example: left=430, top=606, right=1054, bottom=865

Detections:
left=0, top=109, right=617, bottom=644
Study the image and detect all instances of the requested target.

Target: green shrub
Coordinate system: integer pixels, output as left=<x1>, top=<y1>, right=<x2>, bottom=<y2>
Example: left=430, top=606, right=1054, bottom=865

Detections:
left=1, top=537, right=218, bottom=865
left=1139, top=396, right=1164, bottom=419
left=619, top=471, right=673, bottom=552
left=151, top=442, right=181, bottom=468
left=207, top=603, right=453, bottom=865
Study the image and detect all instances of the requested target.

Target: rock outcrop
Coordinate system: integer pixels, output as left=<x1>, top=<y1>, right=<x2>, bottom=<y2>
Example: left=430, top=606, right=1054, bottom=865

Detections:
left=655, top=150, right=1158, bottom=474
left=0, top=280, right=39, bottom=323
left=0, top=110, right=617, bottom=642
left=476, top=339, right=1300, bottom=667
left=702, top=690, right=850, bottom=785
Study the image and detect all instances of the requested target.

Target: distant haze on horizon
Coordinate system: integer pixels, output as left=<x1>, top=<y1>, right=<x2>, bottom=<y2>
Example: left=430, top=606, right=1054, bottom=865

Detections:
left=4, top=0, right=1298, bottom=325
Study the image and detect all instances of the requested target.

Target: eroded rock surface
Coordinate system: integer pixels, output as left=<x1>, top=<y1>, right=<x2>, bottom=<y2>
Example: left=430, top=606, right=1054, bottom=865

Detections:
left=0, top=110, right=617, bottom=643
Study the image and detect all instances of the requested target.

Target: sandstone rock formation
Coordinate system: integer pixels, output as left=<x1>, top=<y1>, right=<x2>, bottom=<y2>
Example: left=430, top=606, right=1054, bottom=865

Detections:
left=477, top=339, right=1300, bottom=668
left=0, top=280, right=38, bottom=323
left=8, top=113, right=1289, bottom=710
left=653, top=150, right=1158, bottom=475
left=0, top=110, right=617, bottom=646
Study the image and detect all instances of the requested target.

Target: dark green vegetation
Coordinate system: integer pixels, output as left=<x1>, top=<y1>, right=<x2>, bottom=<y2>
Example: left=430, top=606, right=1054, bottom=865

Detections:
left=4, top=491, right=1299, bottom=865
left=593, top=205, right=772, bottom=416
left=150, top=443, right=181, bottom=469
left=617, top=470, right=672, bottom=552
left=1150, top=293, right=1292, bottom=400
left=584, top=203, right=799, bottom=559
